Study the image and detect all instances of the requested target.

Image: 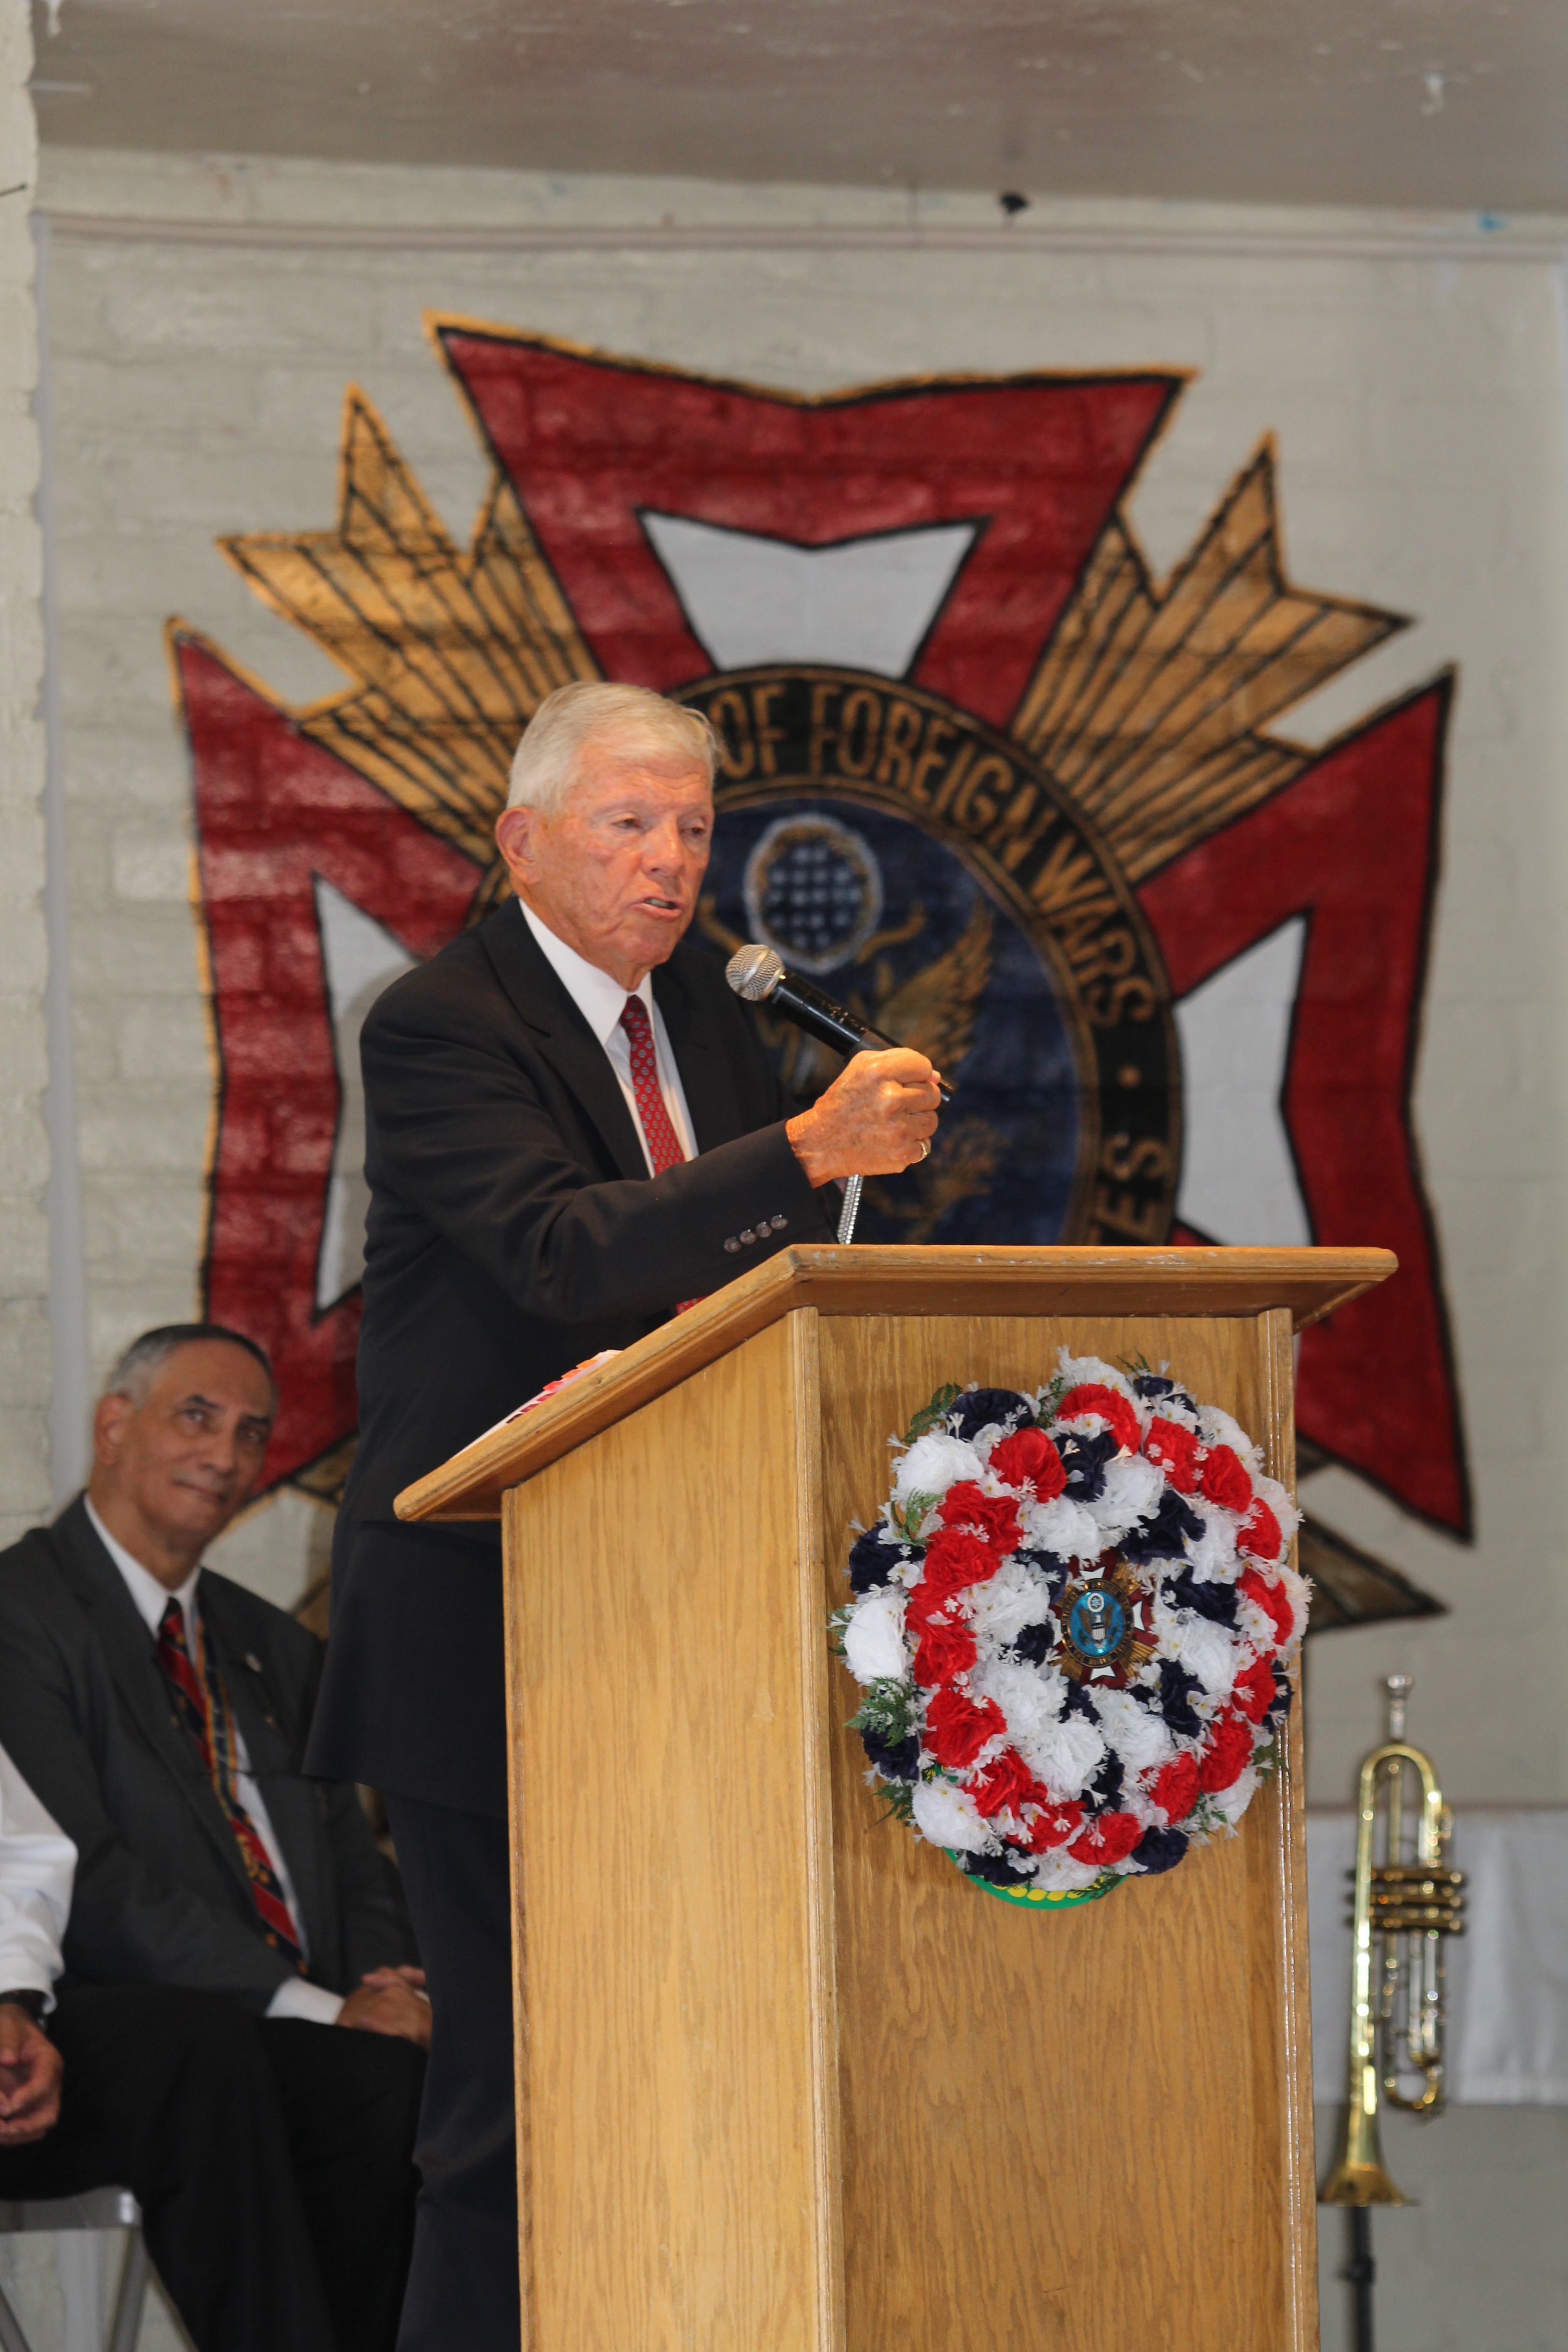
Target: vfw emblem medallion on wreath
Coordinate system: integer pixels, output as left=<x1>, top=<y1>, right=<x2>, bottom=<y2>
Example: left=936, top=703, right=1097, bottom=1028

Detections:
left=169, top=324, right=1468, bottom=1557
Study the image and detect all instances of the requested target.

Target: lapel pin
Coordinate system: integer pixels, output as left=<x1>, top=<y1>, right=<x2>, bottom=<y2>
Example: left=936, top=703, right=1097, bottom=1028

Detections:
left=245, top=1653, right=263, bottom=1673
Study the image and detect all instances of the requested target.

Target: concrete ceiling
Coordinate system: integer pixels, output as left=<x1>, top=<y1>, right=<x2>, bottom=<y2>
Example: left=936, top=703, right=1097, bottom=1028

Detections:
left=28, top=0, right=1568, bottom=213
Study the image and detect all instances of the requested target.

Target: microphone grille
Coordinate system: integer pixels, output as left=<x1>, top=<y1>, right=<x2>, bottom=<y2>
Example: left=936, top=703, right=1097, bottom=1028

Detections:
left=726, top=943, right=785, bottom=1003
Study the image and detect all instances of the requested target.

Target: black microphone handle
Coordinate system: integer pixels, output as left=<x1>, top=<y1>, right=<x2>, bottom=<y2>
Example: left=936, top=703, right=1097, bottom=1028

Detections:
left=767, top=975, right=955, bottom=1104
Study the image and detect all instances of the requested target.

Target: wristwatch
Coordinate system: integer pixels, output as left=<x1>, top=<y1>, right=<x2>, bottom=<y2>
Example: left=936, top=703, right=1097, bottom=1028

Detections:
left=0, top=1990, right=48, bottom=2026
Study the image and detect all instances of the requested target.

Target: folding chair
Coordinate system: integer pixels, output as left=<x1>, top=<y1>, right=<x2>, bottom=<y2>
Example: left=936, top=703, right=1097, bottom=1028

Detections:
left=0, top=2191, right=147, bottom=2352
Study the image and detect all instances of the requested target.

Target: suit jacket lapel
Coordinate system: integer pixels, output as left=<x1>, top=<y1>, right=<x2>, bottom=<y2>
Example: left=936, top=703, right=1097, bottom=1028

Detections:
left=48, top=1502, right=254, bottom=1902
left=479, top=906, right=649, bottom=1180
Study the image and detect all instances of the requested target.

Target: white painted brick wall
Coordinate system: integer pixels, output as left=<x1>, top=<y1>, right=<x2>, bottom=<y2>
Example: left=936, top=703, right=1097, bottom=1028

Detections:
left=27, top=145, right=1568, bottom=1819
left=0, top=4, right=49, bottom=1547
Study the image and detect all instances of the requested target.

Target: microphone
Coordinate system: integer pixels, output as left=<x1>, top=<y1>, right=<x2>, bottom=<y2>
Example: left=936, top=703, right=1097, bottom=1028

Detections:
left=725, top=945, right=953, bottom=1103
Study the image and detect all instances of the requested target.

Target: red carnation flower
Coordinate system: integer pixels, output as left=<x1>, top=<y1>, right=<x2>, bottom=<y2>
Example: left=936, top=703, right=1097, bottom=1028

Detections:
left=1143, top=1416, right=1200, bottom=1491
left=1025, top=1799, right=1084, bottom=1853
left=1233, top=1656, right=1278, bottom=1724
left=923, top=1686, right=1005, bottom=1770
left=988, top=1426, right=1066, bottom=1502
left=1054, top=1382, right=1140, bottom=1454
left=1197, top=1714, right=1255, bottom=1792
left=1069, top=1810, right=1144, bottom=1867
left=1151, top=1752, right=1200, bottom=1823
left=913, top=1612, right=978, bottom=1688
left=1238, top=1565, right=1295, bottom=1651
left=971, top=1747, right=1041, bottom=1820
left=1237, top=1498, right=1283, bottom=1563
left=911, top=1528, right=995, bottom=1617
left=938, top=1481, right=1022, bottom=1555
left=1199, top=1444, right=1254, bottom=1515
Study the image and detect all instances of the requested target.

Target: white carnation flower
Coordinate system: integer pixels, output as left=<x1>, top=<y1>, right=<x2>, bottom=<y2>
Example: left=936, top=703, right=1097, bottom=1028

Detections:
left=1091, top=1687, right=1173, bottom=1773
left=1197, top=1403, right=1261, bottom=1468
left=1017, top=1708, right=1105, bottom=1800
left=1152, top=1596, right=1239, bottom=1698
left=912, top=1777, right=993, bottom=1852
left=842, top=1588, right=909, bottom=1686
left=1023, top=1493, right=1103, bottom=1560
left=1184, top=1507, right=1238, bottom=1582
left=1278, top=1564, right=1310, bottom=1643
left=967, top=1556, right=1053, bottom=1651
left=1208, top=1762, right=1259, bottom=1826
left=1053, top=1349, right=1128, bottom=1396
left=1253, top=1473, right=1301, bottom=1542
left=893, top=1431, right=982, bottom=1503
left=1086, top=1451, right=1163, bottom=1540
left=1235, top=1594, right=1280, bottom=1656
left=968, top=1655, right=1058, bottom=1743
left=1032, top=1845, right=1104, bottom=1894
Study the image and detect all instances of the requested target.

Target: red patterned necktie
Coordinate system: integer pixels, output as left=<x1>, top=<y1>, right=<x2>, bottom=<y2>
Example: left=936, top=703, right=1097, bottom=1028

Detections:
left=156, top=1598, right=304, bottom=1969
left=618, top=994, right=701, bottom=1313
left=618, top=995, right=687, bottom=1175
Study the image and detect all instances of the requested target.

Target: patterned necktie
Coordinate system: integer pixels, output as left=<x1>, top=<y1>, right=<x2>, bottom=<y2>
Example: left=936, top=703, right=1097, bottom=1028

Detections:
left=618, top=994, right=701, bottom=1313
left=618, top=994, right=687, bottom=1175
left=156, top=1598, right=304, bottom=1968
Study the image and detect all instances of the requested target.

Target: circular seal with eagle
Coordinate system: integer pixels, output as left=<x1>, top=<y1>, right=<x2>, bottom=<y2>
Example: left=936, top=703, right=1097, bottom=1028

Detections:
left=678, top=665, right=1179, bottom=1249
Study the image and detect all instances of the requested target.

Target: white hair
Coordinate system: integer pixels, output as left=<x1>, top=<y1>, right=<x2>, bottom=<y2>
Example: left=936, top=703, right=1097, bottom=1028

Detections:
left=506, top=682, right=716, bottom=817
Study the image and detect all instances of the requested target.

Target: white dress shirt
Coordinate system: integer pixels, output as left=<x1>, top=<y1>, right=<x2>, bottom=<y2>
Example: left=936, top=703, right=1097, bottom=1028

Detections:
left=0, top=1744, right=73, bottom=2013
left=85, top=1500, right=342, bottom=2026
left=518, top=899, right=697, bottom=1167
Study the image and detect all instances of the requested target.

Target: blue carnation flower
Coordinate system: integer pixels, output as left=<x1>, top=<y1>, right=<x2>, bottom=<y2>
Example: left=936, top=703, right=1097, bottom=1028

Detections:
left=1131, top=1825, right=1189, bottom=1874
left=948, top=1387, right=1034, bottom=1442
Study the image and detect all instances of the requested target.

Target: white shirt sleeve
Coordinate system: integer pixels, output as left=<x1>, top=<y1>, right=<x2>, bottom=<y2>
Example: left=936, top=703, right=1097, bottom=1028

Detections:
left=0, top=1742, right=74, bottom=2012
left=265, top=1976, right=344, bottom=2026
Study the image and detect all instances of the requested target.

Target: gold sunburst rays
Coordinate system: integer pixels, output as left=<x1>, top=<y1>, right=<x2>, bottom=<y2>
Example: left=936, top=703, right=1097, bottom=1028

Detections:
left=221, top=389, right=599, bottom=869
left=1010, top=443, right=1406, bottom=883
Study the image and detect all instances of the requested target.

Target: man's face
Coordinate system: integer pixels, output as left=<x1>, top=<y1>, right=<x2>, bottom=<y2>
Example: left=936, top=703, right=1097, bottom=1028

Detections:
left=91, top=1340, right=275, bottom=1571
left=494, top=739, right=714, bottom=990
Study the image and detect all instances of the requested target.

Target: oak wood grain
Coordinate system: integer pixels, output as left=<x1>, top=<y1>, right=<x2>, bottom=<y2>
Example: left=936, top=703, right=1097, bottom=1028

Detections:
left=1259, top=1306, right=1320, bottom=2352
left=504, top=1313, right=842, bottom=2351
left=401, top=1244, right=1393, bottom=1522
left=817, top=1311, right=1311, bottom=2351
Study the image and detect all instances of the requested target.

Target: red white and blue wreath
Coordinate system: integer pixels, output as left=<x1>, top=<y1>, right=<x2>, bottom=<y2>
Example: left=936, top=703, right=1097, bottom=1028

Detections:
left=834, top=1358, right=1306, bottom=1905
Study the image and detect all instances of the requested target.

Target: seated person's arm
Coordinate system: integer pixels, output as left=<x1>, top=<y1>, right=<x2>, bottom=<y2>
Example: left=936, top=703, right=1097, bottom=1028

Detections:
left=0, top=1744, right=73, bottom=2143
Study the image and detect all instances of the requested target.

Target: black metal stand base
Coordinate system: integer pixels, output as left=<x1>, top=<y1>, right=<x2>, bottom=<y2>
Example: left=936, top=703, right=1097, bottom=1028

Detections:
left=1342, top=2206, right=1376, bottom=2352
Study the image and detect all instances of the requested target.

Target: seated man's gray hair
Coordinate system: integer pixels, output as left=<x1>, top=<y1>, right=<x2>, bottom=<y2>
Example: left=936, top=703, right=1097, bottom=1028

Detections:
left=506, top=681, right=716, bottom=818
left=105, top=1323, right=276, bottom=1406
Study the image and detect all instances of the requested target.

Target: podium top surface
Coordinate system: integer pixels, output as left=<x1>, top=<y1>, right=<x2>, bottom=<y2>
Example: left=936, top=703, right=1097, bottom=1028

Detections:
left=395, top=1242, right=1394, bottom=1523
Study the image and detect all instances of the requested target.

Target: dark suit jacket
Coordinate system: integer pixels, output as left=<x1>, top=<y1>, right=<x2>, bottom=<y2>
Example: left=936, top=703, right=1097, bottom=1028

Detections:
left=0, top=1498, right=417, bottom=2012
left=307, top=905, right=835, bottom=1814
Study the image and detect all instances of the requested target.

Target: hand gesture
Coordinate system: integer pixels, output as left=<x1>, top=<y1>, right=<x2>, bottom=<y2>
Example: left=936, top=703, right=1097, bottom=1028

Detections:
left=0, top=2002, right=63, bottom=2146
left=337, top=1964, right=431, bottom=2049
left=787, top=1047, right=941, bottom=1186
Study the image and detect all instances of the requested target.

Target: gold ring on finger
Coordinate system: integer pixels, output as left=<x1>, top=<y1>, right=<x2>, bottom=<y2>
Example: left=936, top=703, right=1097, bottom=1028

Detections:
left=917, top=1138, right=931, bottom=1162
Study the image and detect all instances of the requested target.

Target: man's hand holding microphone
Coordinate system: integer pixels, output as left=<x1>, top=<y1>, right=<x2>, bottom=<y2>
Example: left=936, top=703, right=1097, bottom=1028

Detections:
left=785, top=1048, right=942, bottom=1185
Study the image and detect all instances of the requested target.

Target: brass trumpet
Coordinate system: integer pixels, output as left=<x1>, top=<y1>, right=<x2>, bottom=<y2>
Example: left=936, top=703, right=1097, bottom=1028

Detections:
left=1321, top=1673, right=1466, bottom=2209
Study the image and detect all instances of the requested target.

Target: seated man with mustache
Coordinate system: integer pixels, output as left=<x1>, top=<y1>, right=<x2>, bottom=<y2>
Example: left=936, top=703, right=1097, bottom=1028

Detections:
left=0, top=1324, right=428, bottom=2352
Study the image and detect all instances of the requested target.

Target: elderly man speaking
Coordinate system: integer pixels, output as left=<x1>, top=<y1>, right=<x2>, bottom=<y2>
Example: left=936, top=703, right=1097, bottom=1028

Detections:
left=309, top=680, right=940, bottom=2349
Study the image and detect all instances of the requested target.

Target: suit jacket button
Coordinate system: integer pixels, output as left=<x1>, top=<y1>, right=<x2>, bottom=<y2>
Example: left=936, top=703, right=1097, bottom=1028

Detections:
left=724, top=1237, right=741, bottom=1254
left=771, top=1214, right=788, bottom=1231
left=739, top=1229, right=755, bottom=1245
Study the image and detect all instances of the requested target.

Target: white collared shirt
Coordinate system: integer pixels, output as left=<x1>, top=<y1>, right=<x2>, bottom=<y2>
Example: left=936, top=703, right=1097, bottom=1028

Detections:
left=0, top=1745, right=73, bottom=2013
left=518, top=899, right=697, bottom=1168
left=84, top=1499, right=342, bottom=2026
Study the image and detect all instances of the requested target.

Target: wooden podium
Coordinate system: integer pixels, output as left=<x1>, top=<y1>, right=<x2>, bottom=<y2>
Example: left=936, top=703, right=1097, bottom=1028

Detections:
left=398, top=1243, right=1394, bottom=2352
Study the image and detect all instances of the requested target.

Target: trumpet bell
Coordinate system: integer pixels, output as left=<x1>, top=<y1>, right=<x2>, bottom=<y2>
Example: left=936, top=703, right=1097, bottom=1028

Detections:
left=1320, top=2141, right=1409, bottom=2207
